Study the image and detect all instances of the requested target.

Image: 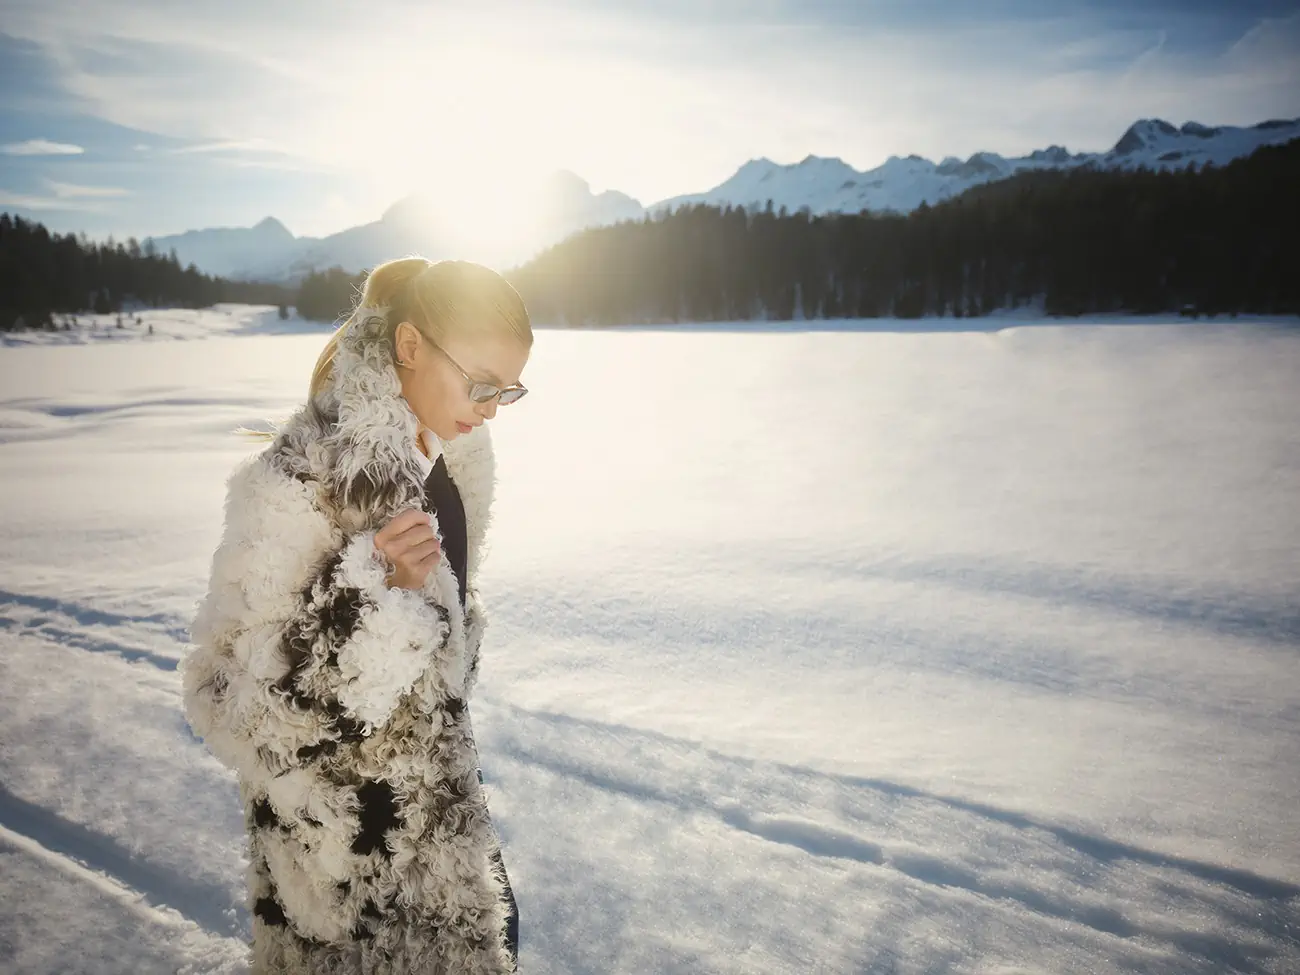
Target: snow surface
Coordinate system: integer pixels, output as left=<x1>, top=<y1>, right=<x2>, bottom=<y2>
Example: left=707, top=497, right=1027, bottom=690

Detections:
left=1, top=304, right=1298, bottom=974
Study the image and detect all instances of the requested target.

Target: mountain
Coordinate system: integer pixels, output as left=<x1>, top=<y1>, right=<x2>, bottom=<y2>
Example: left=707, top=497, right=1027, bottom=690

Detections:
left=145, top=216, right=301, bottom=280
left=147, top=116, right=1299, bottom=281
left=650, top=116, right=1300, bottom=216
left=145, top=171, right=645, bottom=283
left=538, top=170, right=643, bottom=240
left=276, top=196, right=445, bottom=284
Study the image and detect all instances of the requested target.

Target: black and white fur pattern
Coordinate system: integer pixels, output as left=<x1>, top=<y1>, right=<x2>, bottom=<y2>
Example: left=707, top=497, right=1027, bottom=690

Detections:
left=181, top=307, right=513, bottom=973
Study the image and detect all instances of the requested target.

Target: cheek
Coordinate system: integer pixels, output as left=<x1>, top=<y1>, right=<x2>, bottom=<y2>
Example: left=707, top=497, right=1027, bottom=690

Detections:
left=404, top=371, right=445, bottom=427
left=439, top=380, right=466, bottom=418
left=423, top=375, right=467, bottom=426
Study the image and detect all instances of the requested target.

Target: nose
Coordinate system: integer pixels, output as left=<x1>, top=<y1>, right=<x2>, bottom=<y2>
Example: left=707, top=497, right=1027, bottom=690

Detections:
left=477, top=397, right=499, bottom=421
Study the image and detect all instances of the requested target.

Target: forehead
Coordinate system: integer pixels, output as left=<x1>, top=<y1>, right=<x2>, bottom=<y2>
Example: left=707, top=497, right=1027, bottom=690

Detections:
left=442, top=331, right=529, bottom=385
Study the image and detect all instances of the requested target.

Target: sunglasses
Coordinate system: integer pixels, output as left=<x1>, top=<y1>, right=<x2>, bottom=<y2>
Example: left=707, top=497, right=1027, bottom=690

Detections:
left=425, top=336, right=528, bottom=406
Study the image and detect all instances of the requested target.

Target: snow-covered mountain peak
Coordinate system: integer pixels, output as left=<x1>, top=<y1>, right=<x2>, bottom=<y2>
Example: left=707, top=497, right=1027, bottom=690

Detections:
left=1027, top=145, right=1074, bottom=164
left=1112, top=118, right=1180, bottom=155
left=935, top=153, right=1007, bottom=179
left=794, top=154, right=856, bottom=171
left=734, top=157, right=780, bottom=176
left=654, top=115, right=1299, bottom=219
left=878, top=153, right=934, bottom=172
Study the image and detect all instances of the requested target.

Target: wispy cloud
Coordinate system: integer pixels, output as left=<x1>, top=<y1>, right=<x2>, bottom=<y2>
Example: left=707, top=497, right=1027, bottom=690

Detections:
left=46, top=180, right=131, bottom=199
left=1, top=138, right=86, bottom=156
left=0, top=179, right=131, bottom=213
left=0, top=190, right=102, bottom=211
left=166, top=138, right=278, bottom=154
left=160, top=137, right=309, bottom=170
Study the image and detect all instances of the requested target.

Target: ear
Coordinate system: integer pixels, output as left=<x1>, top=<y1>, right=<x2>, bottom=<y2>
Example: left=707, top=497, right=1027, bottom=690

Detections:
left=393, top=321, right=421, bottom=366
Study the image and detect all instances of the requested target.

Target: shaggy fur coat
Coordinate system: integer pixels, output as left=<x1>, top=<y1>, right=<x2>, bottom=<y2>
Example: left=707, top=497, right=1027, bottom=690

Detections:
left=181, top=309, right=515, bottom=973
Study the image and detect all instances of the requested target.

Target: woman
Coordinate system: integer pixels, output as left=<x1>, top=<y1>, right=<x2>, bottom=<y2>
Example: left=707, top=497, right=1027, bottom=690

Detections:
left=181, top=257, right=531, bottom=973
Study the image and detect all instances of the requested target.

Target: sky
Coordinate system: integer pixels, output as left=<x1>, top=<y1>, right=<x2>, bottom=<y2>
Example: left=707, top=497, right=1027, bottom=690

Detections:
left=1, top=0, right=1298, bottom=242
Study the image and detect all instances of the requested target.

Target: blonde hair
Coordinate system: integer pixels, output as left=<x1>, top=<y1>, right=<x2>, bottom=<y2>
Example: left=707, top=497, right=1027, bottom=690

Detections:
left=237, top=256, right=531, bottom=442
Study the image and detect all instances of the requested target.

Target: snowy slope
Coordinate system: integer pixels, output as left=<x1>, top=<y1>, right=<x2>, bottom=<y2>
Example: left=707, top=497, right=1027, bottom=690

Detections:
left=0, top=304, right=327, bottom=347
left=653, top=117, right=1300, bottom=216
left=1, top=306, right=1298, bottom=973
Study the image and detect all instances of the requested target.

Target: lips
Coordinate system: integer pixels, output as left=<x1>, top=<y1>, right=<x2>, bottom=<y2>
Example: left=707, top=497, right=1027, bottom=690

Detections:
left=456, top=421, right=475, bottom=433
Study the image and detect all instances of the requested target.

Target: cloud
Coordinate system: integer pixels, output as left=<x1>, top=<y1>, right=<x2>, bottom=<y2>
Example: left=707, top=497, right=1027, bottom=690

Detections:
left=1, top=138, right=86, bottom=156
left=0, top=178, right=131, bottom=213
left=166, top=138, right=278, bottom=154
left=45, top=180, right=131, bottom=199
left=0, top=190, right=103, bottom=211
left=158, top=138, right=311, bottom=170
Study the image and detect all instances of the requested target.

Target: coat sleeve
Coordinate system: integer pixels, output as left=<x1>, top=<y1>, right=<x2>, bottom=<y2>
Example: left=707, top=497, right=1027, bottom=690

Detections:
left=181, top=452, right=455, bottom=779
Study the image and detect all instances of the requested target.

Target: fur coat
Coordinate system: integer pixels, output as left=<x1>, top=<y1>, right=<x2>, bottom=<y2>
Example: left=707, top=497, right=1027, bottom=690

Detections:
left=181, top=309, right=515, bottom=973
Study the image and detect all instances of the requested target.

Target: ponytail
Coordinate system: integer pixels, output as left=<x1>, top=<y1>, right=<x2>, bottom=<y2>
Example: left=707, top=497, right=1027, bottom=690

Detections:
left=234, top=254, right=529, bottom=442
left=308, top=256, right=430, bottom=403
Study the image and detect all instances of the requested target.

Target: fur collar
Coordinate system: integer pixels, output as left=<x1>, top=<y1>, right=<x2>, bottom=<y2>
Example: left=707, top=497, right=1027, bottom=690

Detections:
left=270, top=307, right=495, bottom=549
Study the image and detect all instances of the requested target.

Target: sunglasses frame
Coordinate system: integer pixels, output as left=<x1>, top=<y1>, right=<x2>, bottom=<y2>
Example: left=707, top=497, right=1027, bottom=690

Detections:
left=424, top=334, right=528, bottom=406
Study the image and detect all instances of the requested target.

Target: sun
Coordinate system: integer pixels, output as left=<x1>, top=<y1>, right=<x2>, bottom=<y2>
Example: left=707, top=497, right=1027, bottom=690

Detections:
left=339, top=78, right=563, bottom=267
left=289, top=18, right=616, bottom=267
left=356, top=154, right=554, bottom=268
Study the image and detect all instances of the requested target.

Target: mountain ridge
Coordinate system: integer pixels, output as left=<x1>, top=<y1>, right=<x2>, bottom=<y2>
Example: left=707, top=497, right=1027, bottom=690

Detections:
left=145, top=115, right=1300, bottom=282
left=652, top=116, right=1300, bottom=217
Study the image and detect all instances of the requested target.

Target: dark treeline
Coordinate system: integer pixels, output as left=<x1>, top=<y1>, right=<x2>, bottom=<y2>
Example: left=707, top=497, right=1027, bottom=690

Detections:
left=17, top=139, right=1288, bottom=332
left=0, top=213, right=293, bottom=331
left=296, top=267, right=367, bottom=324
left=509, top=138, right=1300, bottom=324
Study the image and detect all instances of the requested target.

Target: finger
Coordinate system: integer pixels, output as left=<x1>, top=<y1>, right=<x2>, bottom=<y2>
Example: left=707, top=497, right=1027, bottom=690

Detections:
left=378, top=520, right=434, bottom=557
left=389, top=524, right=438, bottom=559
left=389, top=537, right=440, bottom=569
left=404, top=537, right=442, bottom=564
left=376, top=509, right=430, bottom=546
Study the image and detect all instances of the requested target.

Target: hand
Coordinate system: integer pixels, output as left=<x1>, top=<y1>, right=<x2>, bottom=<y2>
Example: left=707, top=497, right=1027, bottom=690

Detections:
left=373, top=509, right=441, bottom=591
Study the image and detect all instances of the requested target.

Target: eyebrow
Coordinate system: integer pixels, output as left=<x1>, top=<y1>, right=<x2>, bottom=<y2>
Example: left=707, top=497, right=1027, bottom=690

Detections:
left=450, top=349, right=505, bottom=386
left=473, top=364, right=507, bottom=386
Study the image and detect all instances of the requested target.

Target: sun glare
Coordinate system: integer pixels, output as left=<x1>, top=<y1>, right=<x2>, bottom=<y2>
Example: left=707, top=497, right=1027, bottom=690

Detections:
left=330, top=43, right=571, bottom=267
left=277, top=8, right=690, bottom=266
left=354, top=150, right=554, bottom=268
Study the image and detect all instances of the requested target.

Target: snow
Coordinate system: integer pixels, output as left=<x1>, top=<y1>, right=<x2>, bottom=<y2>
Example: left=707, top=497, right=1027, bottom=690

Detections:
left=0, top=304, right=323, bottom=347
left=1, top=304, right=1298, bottom=973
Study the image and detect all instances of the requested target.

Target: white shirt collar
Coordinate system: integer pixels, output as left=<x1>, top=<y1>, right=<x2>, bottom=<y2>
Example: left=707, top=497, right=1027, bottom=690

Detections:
left=412, top=426, right=443, bottom=479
